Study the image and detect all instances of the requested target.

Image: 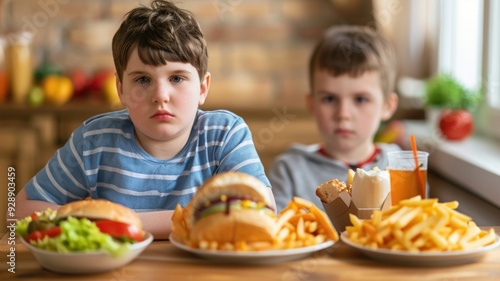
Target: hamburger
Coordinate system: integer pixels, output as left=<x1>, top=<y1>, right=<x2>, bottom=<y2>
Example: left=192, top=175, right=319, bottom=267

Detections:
left=16, top=199, right=145, bottom=256
left=180, top=172, right=277, bottom=247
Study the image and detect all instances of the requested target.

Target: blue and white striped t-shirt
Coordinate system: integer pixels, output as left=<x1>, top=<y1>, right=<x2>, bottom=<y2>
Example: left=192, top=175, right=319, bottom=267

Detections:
left=25, top=109, right=270, bottom=212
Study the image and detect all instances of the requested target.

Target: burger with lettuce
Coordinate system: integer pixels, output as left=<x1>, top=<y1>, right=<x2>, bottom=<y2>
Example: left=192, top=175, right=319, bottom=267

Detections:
left=16, top=199, right=145, bottom=257
left=175, top=172, right=277, bottom=248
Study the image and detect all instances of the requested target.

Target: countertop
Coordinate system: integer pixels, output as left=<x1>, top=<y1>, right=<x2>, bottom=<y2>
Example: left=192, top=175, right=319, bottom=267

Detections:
left=1, top=226, right=499, bottom=281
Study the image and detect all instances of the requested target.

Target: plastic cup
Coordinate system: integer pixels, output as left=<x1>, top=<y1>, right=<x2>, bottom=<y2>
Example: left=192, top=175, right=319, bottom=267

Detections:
left=387, top=151, right=428, bottom=205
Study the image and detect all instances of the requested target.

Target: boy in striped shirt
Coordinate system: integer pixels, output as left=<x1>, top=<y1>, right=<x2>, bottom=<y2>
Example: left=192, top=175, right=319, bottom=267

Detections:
left=16, top=0, right=273, bottom=239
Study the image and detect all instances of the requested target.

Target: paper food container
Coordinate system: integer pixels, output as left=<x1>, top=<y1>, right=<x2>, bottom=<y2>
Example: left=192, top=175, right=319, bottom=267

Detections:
left=320, top=169, right=392, bottom=232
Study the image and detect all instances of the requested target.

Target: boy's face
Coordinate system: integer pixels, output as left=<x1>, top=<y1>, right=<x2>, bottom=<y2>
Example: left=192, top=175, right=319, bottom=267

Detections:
left=306, top=69, right=397, bottom=154
left=117, top=48, right=210, bottom=151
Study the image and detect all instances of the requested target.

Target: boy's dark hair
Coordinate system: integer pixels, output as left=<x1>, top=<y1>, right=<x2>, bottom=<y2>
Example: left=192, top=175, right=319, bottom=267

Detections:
left=309, top=25, right=397, bottom=97
left=112, top=0, right=208, bottom=82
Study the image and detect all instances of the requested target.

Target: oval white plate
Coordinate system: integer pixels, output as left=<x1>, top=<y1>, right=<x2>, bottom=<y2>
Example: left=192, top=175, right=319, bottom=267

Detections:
left=340, top=231, right=500, bottom=266
left=169, top=234, right=335, bottom=264
left=22, top=232, right=153, bottom=274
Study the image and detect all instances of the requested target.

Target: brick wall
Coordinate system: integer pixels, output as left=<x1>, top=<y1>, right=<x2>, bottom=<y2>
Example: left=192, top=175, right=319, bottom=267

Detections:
left=1, top=0, right=374, bottom=110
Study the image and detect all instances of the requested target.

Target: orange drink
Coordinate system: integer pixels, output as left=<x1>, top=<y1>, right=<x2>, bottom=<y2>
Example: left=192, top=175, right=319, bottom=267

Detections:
left=387, top=151, right=429, bottom=205
left=389, top=169, right=427, bottom=204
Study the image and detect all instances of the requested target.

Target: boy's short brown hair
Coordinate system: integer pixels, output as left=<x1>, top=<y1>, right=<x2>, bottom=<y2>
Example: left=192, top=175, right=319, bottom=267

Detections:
left=112, top=0, right=208, bottom=82
left=309, top=25, right=397, bottom=98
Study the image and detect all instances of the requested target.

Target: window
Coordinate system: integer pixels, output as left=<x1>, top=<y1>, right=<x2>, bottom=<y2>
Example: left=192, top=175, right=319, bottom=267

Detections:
left=438, top=0, right=482, bottom=91
left=483, top=0, right=500, bottom=139
left=485, top=0, right=500, bottom=108
left=438, top=0, right=500, bottom=140
left=426, top=0, right=500, bottom=208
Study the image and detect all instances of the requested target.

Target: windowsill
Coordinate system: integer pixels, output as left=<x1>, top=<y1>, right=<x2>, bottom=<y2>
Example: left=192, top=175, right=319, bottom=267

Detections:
left=402, top=120, right=500, bottom=208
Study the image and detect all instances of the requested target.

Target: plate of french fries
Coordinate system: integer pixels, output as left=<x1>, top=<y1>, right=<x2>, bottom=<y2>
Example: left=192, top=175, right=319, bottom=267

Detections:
left=170, top=197, right=338, bottom=264
left=341, top=196, right=500, bottom=266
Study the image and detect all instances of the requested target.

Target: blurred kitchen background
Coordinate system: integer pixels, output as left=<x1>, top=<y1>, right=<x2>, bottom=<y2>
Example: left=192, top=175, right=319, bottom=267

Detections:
left=1, top=0, right=500, bottom=232
left=0, top=0, right=498, bottom=196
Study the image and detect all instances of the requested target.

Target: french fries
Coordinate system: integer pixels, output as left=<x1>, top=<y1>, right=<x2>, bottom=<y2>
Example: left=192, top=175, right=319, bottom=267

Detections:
left=274, top=197, right=339, bottom=249
left=171, top=204, right=189, bottom=243
left=345, top=196, right=497, bottom=252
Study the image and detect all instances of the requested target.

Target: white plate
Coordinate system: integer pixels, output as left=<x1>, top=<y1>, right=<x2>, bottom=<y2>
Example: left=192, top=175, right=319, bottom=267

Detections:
left=340, top=231, right=500, bottom=266
left=22, top=232, right=153, bottom=274
left=169, top=234, right=335, bottom=264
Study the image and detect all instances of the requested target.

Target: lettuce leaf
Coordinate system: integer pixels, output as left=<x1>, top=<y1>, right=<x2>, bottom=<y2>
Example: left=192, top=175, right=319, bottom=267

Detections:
left=16, top=209, right=57, bottom=238
left=21, top=216, right=131, bottom=257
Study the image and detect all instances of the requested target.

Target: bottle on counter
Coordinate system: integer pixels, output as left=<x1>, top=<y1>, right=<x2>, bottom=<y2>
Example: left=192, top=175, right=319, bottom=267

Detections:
left=0, top=36, right=8, bottom=103
left=6, top=31, right=33, bottom=104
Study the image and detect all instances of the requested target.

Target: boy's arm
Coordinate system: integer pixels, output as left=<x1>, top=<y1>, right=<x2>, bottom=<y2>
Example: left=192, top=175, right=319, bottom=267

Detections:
left=14, top=188, right=61, bottom=219
left=16, top=187, right=173, bottom=241
left=137, top=210, right=173, bottom=240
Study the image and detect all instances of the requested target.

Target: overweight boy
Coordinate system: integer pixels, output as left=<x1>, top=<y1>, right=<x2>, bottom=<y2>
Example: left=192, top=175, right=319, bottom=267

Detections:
left=16, top=0, right=273, bottom=239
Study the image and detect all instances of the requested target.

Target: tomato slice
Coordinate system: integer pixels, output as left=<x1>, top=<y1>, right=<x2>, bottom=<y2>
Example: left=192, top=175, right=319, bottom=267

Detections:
left=95, top=220, right=143, bottom=242
left=25, top=226, right=61, bottom=243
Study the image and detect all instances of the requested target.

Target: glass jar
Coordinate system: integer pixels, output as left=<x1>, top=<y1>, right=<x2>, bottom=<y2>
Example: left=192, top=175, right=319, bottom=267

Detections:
left=0, top=37, right=7, bottom=103
left=6, top=32, right=33, bottom=104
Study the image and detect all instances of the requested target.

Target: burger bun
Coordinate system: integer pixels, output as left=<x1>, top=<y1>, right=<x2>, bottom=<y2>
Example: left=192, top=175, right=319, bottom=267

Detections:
left=56, top=199, right=143, bottom=232
left=185, top=172, right=277, bottom=245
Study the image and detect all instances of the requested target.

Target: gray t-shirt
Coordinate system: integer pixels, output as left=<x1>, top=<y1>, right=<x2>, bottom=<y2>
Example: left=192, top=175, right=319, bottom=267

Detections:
left=268, top=143, right=401, bottom=212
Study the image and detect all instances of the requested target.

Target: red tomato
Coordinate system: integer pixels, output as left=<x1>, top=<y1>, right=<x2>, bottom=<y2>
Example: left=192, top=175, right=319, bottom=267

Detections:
left=438, top=109, right=473, bottom=141
left=68, top=68, right=88, bottom=98
left=95, top=220, right=143, bottom=242
left=25, top=226, right=61, bottom=243
left=87, top=69, right=114, bottom=94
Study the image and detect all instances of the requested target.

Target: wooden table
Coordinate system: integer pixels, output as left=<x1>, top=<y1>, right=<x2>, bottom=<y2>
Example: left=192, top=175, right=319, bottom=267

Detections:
left=1, top=227, right=499, bottom=281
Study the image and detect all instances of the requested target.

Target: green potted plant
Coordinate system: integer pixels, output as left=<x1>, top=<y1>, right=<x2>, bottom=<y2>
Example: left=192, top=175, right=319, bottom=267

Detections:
left=423, top=73, right=481, bottom=140
left=424, top=74, right=463, bottom=108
